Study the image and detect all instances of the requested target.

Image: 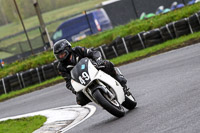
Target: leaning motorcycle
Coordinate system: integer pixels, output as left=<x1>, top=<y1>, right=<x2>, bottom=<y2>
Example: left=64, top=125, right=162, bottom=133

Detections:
left=70, top=57, right=137, bottom=117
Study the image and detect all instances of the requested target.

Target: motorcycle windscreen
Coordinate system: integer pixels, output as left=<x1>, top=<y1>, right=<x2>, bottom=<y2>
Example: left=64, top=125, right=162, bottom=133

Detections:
left=70, top=58, right=98, bottom=86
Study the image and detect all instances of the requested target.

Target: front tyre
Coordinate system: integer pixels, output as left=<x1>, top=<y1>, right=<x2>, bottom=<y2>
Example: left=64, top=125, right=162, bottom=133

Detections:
left=122, top=93, right=137, bottom=110
left=93, top=89, right=125, bottom=117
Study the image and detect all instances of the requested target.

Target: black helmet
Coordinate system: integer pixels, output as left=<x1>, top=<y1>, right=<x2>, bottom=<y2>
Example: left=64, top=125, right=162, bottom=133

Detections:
left=53, top=39, right=72, bottom=61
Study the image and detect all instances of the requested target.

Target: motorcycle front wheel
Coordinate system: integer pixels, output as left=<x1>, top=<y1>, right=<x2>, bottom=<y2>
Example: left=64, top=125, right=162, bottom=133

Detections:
left=93, top=89, right=125, bottom=118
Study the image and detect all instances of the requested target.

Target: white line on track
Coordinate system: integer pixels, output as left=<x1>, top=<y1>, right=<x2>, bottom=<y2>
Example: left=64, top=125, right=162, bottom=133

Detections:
left=0, top=105, right=96, bottom=133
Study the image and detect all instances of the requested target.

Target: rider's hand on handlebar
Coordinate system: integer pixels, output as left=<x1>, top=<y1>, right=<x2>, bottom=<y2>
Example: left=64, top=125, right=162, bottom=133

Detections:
left=91, top=59, right=105, bottom=69
left=96, top=60, right=104, bottom=66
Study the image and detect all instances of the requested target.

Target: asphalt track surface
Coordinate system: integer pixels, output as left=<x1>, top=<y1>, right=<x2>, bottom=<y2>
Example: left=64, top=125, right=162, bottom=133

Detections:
left=0, top=43, right=200, bottom=133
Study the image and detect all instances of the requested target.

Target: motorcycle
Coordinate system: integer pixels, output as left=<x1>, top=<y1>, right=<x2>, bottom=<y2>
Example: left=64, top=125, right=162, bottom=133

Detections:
left=70, top=57, right=137, bottom=117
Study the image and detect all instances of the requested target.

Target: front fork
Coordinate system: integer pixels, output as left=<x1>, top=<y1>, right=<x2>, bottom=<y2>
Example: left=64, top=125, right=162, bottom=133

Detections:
left=89, top=80, right=115, bottom=100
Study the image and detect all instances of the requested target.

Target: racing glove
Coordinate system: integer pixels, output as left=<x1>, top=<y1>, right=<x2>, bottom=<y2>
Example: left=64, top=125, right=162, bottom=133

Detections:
left=96, top=59, right=104, bottom=66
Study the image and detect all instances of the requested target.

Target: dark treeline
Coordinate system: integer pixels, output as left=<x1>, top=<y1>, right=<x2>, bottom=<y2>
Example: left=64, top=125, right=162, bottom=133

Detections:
left=0, top=0, right=89, bottom=26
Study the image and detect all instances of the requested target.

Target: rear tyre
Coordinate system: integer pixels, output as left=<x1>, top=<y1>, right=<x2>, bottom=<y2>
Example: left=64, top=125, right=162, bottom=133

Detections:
left=93, top=89, right=125, bottom=117
left=122, top=93, right=137, bottom=110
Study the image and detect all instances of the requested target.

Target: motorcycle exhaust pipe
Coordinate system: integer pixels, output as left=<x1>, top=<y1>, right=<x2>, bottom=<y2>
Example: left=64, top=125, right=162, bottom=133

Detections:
left=115, top=67, right=122, bottom=75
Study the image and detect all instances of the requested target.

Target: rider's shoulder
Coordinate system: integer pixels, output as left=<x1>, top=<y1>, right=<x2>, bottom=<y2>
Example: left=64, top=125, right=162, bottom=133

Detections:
left=73, top=46, right=86, bottom=50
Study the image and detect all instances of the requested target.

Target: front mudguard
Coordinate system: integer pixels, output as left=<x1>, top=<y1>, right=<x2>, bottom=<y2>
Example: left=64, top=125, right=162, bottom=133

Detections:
left=94, top=70, right=125, bottom=104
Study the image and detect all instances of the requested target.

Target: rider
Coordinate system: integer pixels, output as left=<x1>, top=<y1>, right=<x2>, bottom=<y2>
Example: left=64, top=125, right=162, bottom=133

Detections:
left=53, top=39, right=128, bottom=106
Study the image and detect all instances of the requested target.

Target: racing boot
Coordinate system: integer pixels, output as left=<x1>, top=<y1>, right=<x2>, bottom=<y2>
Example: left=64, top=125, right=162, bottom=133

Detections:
left=113, top=74, right=130, bottom=95
left=76, top=92, right=91, bottom=106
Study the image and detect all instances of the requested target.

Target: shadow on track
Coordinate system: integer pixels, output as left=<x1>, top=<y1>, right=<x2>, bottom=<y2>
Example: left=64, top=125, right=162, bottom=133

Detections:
left=86, top=107, right=139, bottom=132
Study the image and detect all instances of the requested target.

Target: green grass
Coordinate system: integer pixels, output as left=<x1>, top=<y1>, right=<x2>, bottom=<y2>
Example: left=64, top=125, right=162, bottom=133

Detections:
left=0, top=28, right=43, bottom=48
left=0, top=50, right=55, bottom=79
left=0, top=115, right=47, bottom=133
left=1, top=31, right=200, bottom=102
left=0, top=51, right=14, bottom=59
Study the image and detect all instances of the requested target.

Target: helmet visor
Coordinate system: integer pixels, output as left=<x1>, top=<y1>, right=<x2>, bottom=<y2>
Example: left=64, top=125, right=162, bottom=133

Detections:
left=56, top=50, right=69, bottom=60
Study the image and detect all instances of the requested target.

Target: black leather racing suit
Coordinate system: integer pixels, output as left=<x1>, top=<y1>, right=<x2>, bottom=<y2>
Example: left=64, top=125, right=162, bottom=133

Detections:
left=57, top=46, right=119, bottom=105
left=58, top=47, right=127, bottom=106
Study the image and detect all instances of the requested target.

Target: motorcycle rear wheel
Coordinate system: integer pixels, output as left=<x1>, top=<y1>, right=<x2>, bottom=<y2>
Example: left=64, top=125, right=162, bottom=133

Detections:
left=93, top=89, right=125, bottom=117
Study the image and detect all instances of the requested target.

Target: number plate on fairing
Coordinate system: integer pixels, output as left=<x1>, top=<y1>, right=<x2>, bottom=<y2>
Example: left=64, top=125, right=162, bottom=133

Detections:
left=71, top=58, right=91, bottom=86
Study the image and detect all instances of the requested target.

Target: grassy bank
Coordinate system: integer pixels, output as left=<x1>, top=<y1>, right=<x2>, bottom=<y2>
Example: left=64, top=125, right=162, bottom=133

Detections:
left=1, top=31, right=200, bottom=102
left=0, top=115, right=47, bottom=133
left=1, top=3, right=200, bottom=79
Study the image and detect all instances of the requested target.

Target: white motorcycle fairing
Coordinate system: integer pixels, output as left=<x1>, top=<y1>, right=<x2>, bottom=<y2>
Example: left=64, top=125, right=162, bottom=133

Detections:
left=70, top=58, right=125, bottom=104
left=70, top=57, right=137, bottom=118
